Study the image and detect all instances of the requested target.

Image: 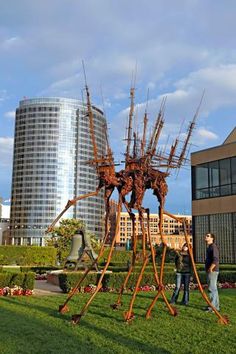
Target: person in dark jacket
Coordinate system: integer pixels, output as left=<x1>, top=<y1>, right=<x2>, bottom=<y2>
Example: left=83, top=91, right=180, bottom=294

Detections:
left=170, top=243, right=192, bottom=305
left=204, top=233, right=220, bottom=312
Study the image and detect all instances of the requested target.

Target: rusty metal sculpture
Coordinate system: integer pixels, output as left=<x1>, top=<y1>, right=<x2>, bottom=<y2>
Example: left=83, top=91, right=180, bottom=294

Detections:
left=47, top=73, right=229, bottom=325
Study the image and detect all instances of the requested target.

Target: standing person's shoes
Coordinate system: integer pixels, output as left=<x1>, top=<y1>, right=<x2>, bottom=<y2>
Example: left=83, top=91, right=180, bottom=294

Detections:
left=180, top=301, right=188, bottom=306
left=203, top=306, right=220, bottom=312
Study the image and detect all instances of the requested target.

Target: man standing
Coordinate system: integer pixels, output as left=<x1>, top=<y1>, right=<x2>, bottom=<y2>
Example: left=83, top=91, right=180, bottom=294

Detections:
left=205, top=233, right=220, bottom=311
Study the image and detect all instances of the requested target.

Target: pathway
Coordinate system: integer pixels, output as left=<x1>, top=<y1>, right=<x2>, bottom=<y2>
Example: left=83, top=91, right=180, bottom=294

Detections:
left=34, top=280, right=63, bottom=296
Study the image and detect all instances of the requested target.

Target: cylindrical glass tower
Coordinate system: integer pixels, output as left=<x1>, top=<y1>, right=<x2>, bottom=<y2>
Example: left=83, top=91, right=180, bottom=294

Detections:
left=9, top=97, right=106, bottom=245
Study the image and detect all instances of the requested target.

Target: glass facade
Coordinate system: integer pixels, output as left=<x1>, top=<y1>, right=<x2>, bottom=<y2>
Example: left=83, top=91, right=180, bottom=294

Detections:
left=10, top=98, right=106, bottom=245
left=192, top=157, right=236, bottom=200
left=192, top=152, right=236, bottom=264
left=193, top=213, right=236, bottom=264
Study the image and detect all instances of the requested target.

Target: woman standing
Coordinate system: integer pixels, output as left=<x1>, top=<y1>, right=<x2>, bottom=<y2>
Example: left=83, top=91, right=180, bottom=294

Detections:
left=170, top=243, right=192, bottom=305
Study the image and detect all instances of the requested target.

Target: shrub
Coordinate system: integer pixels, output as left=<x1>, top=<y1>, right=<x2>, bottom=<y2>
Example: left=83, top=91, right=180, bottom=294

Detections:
left=58, top=269, right=236, bottom=293
left=58, top=272, right=98, bottom=293
left=192, top=270, right=236, bottom=284
left=98, top=250, right=132, bottom=264
left=58, top=271, right=176, bottom=293
left=0, top=273, right=12, bottom=288
left=218, top=271, right=236, bottom=283
left=22, top=272, right=35, bottom=290
left=0, top=246, right=57, bottom=266
left=0, top=272, right=35, bottom=290
left=1, top=267, right=21, bottom=273
left=196, top=264, right=236, bottom=271
left=9, top=273, right=25, bottom=287
left=20, top=266, right=61, bottom=274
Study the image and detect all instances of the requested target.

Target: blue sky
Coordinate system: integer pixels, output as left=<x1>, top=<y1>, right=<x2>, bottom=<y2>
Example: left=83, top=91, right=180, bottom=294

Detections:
left=0, top=0, right=235, bottom=214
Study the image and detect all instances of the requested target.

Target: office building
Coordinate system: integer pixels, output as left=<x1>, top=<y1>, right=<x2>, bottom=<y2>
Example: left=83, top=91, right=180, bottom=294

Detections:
left=191, top=127, right=236, bottom=263
left=111, top=211, right=192, bottom=249
left=9, top=97, right=106, bottom=246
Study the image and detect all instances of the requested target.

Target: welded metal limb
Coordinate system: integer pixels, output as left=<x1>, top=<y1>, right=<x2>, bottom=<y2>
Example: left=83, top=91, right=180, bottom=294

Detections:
left=58, top=190, right=113, bottom=314
left=124, top=256, right=149, bottom=322
left=159, top=210, right=229, bottom=325
left=181, top=218, right=229, bottom=325
left=58, top=233, right=109, bottom=314
left=46, top=188, right=101, bottom=233
left=111, top=211, right=137, bottom=309
left=145, top=207, right=177, bottom=318
left=124, top=208, right=148, bottom=322
left=145, top=209, right=160, bottom=287
left=158, top=203, right=168, bottom=285
left=71, top=199, right=122, bottom=324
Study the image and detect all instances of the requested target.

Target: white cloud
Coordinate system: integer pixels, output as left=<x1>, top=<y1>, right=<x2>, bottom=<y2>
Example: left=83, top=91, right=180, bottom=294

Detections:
left=4, top=111, right=15, bottom=119
left=113, top=91, right=128, bottom=100
left=0, top=137, right=14, bottom=167
left=171, top=64, right=236, bottom=113
left=2, top=36, right=19, bottom=46
left=39, top=73, right=80, bottom=96
left=0, top=90, right=9, bottom=105
left=190, top=127, right=219, bottom=148
left=197, top=128, right=218, bottom=140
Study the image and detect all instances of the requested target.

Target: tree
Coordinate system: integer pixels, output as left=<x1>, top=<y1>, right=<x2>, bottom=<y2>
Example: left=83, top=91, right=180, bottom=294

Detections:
left=154, top=243, right=176, bottom=263
left=46, top=218, right=85, bottom=264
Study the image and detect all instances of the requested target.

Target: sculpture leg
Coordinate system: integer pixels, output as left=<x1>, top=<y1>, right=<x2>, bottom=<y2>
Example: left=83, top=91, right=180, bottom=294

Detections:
left=124, top=256, right=149, bottom=322
left=158, top=203, right=167, bottom=285
left=58, top=232, right=109, bottom=314
left=146, top=206, right=177, bottom=318
left=46, top=188, right=101, bottom=233
left=58, top=191, right=113, bottom=314
left=71, top=199, right=122, bottom=324
left=111, top=212, right=137, bottom=309
left=180, top=218, right=228, bottom=325
left=124, top=208, right=148, bottom=322
left=146, top=208, right=160, bottom=287
left=163, top=211, right=229, bottom=325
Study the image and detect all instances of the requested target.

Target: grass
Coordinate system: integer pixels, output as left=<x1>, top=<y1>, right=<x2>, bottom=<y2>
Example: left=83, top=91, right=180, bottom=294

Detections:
left=0, top=289, right=235, bottom=354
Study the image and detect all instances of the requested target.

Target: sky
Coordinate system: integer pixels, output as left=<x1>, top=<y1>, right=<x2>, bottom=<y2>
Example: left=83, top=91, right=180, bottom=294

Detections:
left=0, top=0, right=236, bottom=214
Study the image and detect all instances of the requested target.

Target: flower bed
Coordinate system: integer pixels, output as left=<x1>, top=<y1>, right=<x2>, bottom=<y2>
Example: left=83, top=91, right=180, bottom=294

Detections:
left=0, top=285, right=33, bottom=296
left=59, top=269, right=236, bottom=293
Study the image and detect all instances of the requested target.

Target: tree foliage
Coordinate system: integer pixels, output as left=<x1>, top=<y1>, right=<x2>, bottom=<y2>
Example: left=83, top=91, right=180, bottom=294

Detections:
left=46, top=218, right=86, bottom=264
left=154, top=243, right=176, bottom=263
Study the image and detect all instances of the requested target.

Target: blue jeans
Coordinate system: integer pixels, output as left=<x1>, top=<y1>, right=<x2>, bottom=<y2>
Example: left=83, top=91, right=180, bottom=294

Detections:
left=207, top=271, right=220, bottom=310
left=171, top=273, right=190, bottom=304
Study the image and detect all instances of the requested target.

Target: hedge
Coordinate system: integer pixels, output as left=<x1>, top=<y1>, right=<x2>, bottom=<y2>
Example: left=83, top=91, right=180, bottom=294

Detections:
left=58, top=271, right=179, bottom=293
left=20, top=266, right=62, bottom=274
left=98, top=250, right=177, bottom=265
left=98, top=250, right=132, bottom=264
left=195, top=264, right=236, bottom=271
left=0, top=246, right=57, bottom=266
left=58, top=270, right=236, bottom=293
left=99, top=265, right=176, bottom=273
left=0, top=272, right=35, bottom=289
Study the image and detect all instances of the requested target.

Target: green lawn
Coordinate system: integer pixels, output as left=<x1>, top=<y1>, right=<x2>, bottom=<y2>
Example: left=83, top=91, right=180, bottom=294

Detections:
left=0, top=289, right=235, bottom=354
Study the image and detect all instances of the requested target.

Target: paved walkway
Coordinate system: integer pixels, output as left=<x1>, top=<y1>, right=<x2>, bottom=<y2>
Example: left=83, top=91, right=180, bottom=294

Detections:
left=34, top=280, right=63, bottom=296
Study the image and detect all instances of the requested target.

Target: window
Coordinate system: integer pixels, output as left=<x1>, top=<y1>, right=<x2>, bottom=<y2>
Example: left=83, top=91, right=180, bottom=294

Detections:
left=193, top=157, right=235, bottom=200
left=193, top=213, right=236, bottom=263
left=195, top=163, right=208, bottom=189
left=209, top=161, right=220, bottom=197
